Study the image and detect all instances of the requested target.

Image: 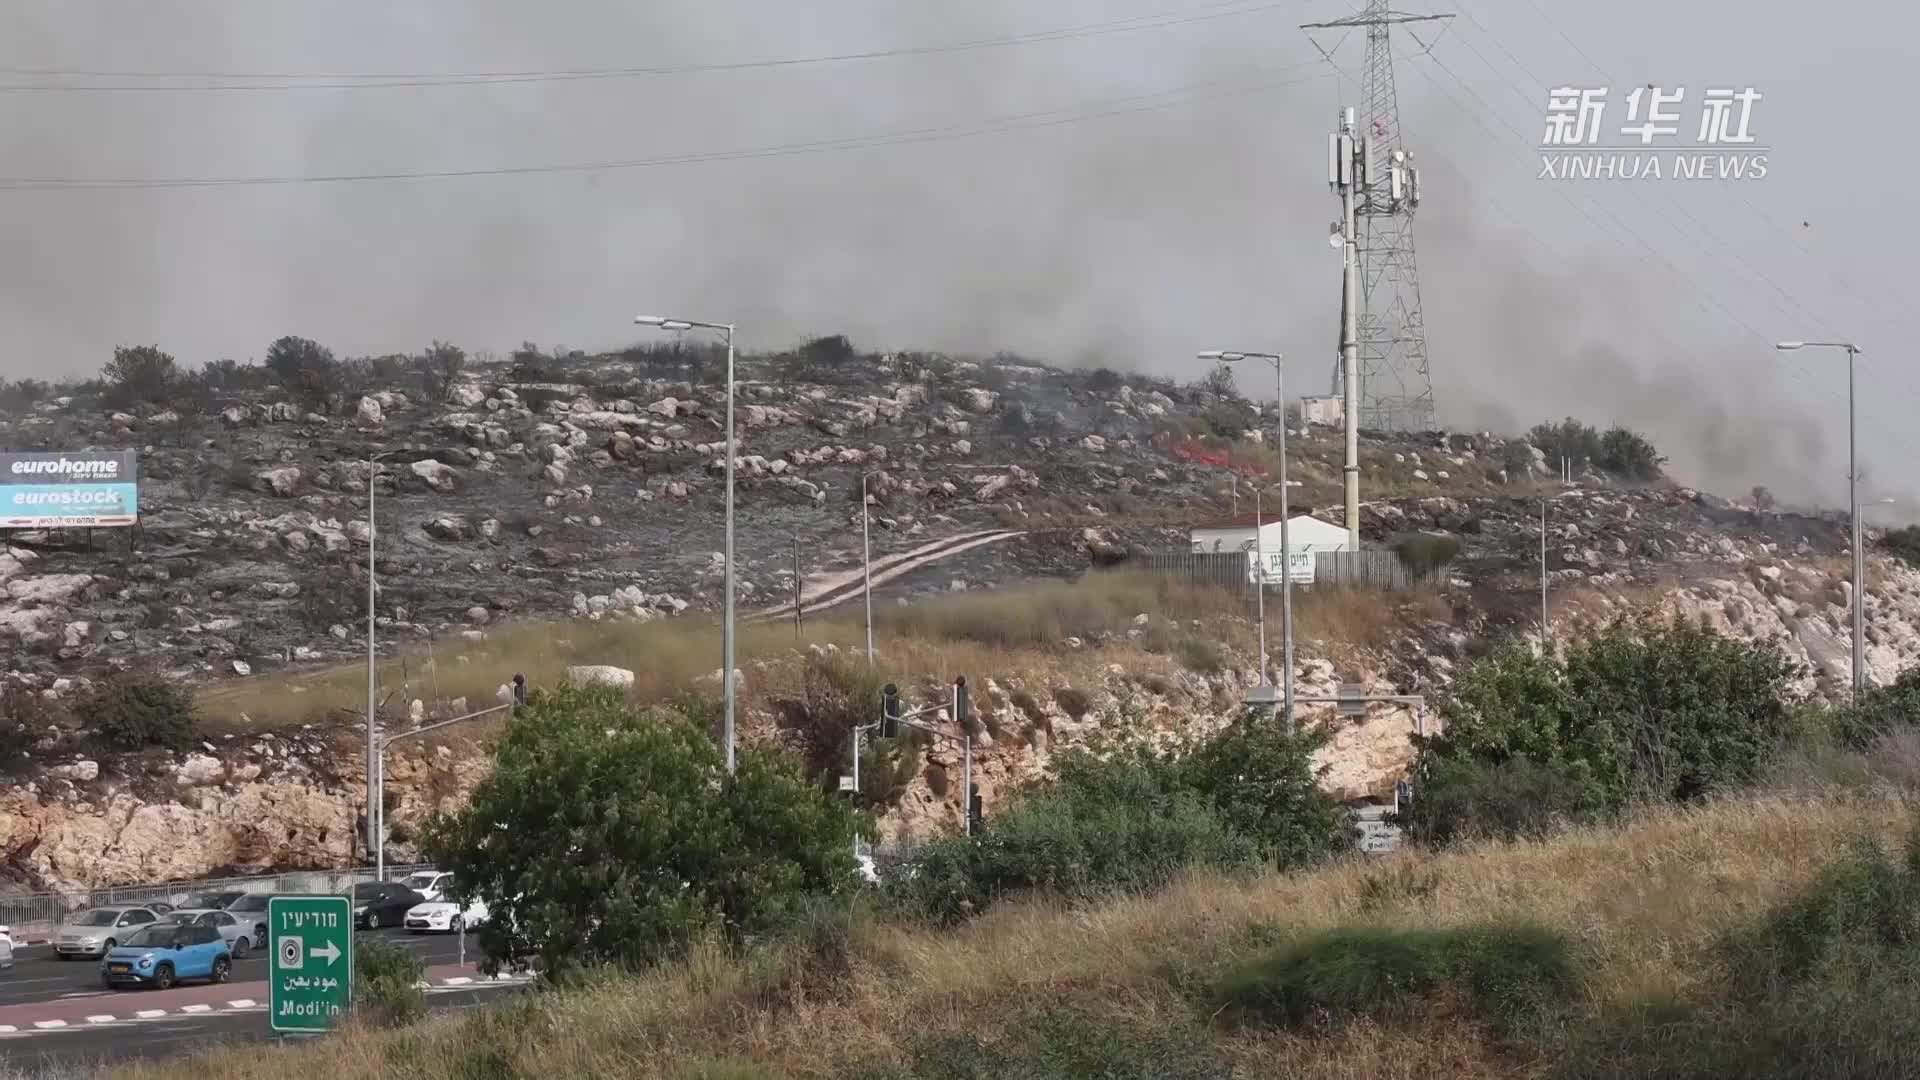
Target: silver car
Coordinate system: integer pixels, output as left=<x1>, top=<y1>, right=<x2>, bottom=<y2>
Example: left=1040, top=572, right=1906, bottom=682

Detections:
left=157, top=909, right=257, bottom=960
left=56, top=906, right=159, bottom=960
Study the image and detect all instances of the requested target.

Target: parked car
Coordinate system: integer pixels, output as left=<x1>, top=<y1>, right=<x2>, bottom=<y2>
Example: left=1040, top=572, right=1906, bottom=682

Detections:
left=57, top=907, right=160, bottom=960
left=352, top=881, right=425, bottom=930
left=99, top=923, right=231, bottom=990
left=399, top=870, right=455, bottom=903
left=224, top=893, right=272, bottom=946
left=158, top=909, right=257, bottom=959
left=178, top=890, right=248, bottom=912
left=0, top=925, right=14, bottom=970
left=404, top=895, right=487, bottom=934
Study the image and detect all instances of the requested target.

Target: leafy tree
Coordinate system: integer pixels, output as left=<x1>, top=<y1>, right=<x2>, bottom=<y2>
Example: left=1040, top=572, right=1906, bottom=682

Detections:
left=1882, top=527, right=1920, bottom=570
left=101, top=345, right=179, bottom=406
left=423, top=688, right=861, bottom=977
left=1596, top=426, right=1663, bottom=480
left=264, top=336, right=339, bottom=410
left=1199, top=363, right=1243, bottom=401
left=416, top=340, right=466, bottom=402
left=1527, top=417, right=1601, bottom=473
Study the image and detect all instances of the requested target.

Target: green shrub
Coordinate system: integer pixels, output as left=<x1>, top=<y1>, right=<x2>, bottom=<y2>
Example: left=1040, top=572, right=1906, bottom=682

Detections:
left=1397, top=756, right=1608, bottom=847
left=264, top=335, right=340, bottom=411
left=354, top=936, right=426, bottom=1028
left=1052, top=686, right=1092, bottom=719
left=1418, top=619, right=1799, bottom=836
left=1822, top=665, right=1920, bottom=750
left=1214, top=923, right=1577, bottom=1037
left=78, top=673, right=198, bottom=751
left=887, top=719, right=1343, bottom=923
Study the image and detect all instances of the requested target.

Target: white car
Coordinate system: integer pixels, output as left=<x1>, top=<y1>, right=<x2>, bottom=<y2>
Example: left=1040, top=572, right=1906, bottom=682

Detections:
left=403, top=896, right=487, bottom=934
left=399, top=871, right=455, bottom=903
left=0, top=925, right=14, bottom=970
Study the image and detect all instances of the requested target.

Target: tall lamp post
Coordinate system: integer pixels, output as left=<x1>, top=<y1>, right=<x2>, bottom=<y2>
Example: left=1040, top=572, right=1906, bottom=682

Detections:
left=861, top=471, right=877, bottom=663
left=637, top=315, right=739, bottom=771
left=364, top=449, right=404, bottom=878
left=1199, top=350, right=1294, bottom=726
left=1777, top=340, right=1866, bottom=694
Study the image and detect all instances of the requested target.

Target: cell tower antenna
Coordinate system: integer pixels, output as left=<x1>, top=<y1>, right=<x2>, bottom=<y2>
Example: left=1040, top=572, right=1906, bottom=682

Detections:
left=1303, top=2, right=1453, bottom=433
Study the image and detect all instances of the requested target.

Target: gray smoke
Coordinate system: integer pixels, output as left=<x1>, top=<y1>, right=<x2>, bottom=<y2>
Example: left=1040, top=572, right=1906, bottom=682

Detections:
left=0, top=0, right=1851, bottom=503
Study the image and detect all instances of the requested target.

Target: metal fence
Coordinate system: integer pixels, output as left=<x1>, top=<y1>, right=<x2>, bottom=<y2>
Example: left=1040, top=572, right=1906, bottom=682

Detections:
left=0, top=863, right=434, bottom=941
left=1132, top=548, right=1444, bottom=592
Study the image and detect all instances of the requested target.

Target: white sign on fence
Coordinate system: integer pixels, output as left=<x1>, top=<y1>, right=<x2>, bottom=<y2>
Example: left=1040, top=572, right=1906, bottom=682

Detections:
left=1251, top=550, right=1315, bottom=586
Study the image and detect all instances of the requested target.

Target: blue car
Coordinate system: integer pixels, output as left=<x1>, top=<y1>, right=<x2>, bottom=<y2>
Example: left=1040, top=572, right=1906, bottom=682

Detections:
left=99, top=922, right=232, bottom=990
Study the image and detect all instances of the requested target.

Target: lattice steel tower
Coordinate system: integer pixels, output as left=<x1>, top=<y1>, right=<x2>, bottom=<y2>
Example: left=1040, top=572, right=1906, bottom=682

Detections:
left=1304, top=2, right=1453, bottom=432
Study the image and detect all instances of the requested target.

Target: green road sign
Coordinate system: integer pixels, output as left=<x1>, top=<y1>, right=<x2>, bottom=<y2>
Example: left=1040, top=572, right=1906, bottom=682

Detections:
left=268, top=895, right=353, bottom=1033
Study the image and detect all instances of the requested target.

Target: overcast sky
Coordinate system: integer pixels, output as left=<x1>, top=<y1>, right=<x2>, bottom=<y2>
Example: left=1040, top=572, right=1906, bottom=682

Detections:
left=0, top=0, right=1907, bottom=507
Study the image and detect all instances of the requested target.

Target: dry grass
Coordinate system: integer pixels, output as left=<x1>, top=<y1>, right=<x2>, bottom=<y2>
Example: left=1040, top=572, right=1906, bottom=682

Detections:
left=100, top=793, right=1909, bottom=1080
left=196, top=575, right=1256, bottom=732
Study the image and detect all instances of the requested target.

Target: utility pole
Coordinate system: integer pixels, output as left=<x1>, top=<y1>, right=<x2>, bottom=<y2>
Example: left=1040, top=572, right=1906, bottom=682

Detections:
left=1252, top=484, right=1270, bottom=686
left=793, top=538, right=803, bottom=639
left=1306, top=1, right=1451, bottom=435
left=1330, top=107, right=1364, bottom=550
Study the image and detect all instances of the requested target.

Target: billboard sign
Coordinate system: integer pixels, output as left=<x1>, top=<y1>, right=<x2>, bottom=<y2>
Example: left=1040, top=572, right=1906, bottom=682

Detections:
left=0, top=451, right=139, bottom=528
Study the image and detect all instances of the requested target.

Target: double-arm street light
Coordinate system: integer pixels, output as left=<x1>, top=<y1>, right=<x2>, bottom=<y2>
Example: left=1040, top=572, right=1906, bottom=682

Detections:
left=1198, top=350, right=1294, bottom=725
left=1777, top=340, right=1865, bottom=694
left=637, top=315, right=739, bottom=772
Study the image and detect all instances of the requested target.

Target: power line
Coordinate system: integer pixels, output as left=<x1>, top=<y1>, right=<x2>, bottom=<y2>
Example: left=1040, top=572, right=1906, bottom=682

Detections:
left=0, top=61, right=1332, bottom=190
left=0, top=1, right=1294, bottom=91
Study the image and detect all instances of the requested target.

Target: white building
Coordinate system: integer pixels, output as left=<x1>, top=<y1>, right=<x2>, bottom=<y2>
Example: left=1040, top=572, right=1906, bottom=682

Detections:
left=1189, top=513, right=1352, bottom=585
left=1299, top=395, right=1344, bottom=428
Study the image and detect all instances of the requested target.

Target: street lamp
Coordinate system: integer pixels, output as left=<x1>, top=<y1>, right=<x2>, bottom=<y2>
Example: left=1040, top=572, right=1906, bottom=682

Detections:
left=364, top=448, right=405, bottom=879
left=1198, top=350, right=1294, bottom=727
left=1777, top=341, right=1866, bottom=694
left=860, top=471, right=879, bottom=664
left=638, top=314, right=740, bottom=772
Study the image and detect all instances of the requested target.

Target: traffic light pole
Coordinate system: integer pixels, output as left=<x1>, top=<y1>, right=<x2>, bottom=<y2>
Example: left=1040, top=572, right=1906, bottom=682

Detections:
left=856, top=680, right=977, bottom=835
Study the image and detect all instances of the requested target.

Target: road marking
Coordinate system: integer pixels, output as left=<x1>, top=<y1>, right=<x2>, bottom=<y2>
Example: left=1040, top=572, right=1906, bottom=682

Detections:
left=84, top=1014, right=117, bottom=1023
left=31, top=1020, right=66, bottom=1029
left=225, top=999, right=256, bottom=1008
left=179, top=1004, right=212, bottom=1013
left=134, top=1009, right=167, bottom=1019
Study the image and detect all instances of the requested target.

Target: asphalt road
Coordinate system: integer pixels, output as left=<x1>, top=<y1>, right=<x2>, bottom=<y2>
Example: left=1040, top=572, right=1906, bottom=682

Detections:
left=0, top=927, right=514, bottom=1074
left=0, top=927, right=472, bottom=1009
left=1, top=987, right=515, bottom=1075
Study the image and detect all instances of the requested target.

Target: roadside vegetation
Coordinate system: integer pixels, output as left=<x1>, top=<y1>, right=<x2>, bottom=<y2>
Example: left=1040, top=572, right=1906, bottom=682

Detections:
left=94, top=595, right=1920, bottom=1078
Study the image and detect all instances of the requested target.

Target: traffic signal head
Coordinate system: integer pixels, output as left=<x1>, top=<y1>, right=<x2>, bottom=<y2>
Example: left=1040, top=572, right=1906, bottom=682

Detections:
left=880, top=683, right=901, bottom=738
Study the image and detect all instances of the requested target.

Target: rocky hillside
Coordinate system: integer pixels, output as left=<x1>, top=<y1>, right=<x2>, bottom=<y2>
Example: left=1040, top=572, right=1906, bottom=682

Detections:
left=0, top=341, right=1908, bottom=892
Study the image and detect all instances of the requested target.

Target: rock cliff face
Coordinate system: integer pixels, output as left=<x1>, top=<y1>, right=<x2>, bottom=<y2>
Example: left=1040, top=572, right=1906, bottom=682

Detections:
left=0, top=737, right=490, bottom=893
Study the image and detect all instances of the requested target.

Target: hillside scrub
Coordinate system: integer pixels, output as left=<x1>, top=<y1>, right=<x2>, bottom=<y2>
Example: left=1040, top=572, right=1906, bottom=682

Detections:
left=102, top=795, right=1919, bottom=1080
left=887, top=716, right=1346, bottom=924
